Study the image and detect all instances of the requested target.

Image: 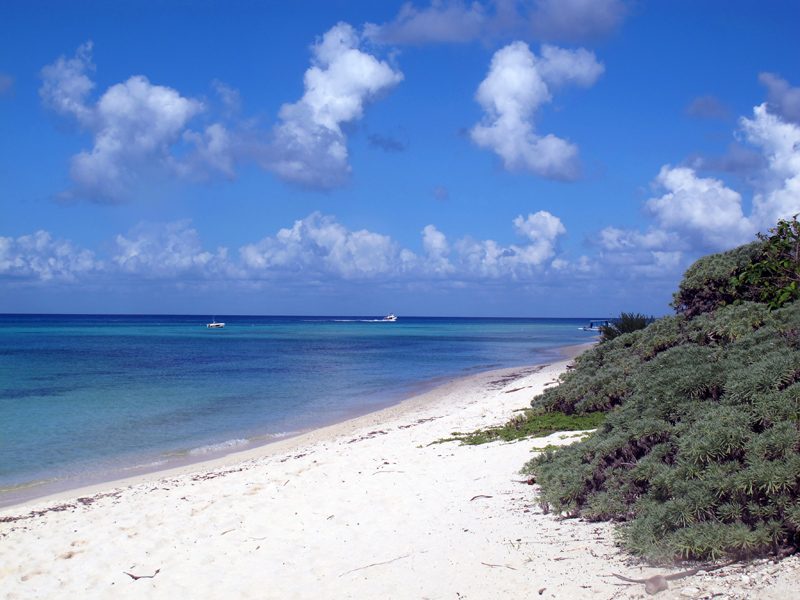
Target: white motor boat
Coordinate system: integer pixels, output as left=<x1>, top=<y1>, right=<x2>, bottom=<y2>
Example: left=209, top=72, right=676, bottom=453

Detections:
left=207, top=317, right=225, bottom=328
left=579, top=320, right=609, bottom=332
left=382, top=313, right=397, bottom=322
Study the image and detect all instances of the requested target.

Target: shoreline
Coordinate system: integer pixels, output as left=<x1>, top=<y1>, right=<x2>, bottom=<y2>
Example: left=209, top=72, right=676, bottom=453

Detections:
left=0, top=342, right=589, bottom=511
left=3, top=340, right=795, bottom=599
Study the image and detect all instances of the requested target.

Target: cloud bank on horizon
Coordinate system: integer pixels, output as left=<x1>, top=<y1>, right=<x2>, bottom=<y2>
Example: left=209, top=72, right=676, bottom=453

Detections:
left=1, top=209, right=567, bottom=283
left=2, top=1, right=800, bottom=315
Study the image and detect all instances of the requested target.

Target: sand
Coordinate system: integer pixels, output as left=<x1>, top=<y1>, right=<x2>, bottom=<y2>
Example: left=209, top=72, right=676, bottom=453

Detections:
left=2, top=343, right=798, bottom=599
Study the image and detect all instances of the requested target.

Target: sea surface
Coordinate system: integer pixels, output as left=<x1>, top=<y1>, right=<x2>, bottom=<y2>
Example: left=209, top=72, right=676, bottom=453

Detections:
left=0, top=314, right=598, bottom=505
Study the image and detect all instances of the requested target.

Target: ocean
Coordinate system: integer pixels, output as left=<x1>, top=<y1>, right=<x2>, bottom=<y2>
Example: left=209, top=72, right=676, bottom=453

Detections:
left=0, top=314, right=598, bottom=505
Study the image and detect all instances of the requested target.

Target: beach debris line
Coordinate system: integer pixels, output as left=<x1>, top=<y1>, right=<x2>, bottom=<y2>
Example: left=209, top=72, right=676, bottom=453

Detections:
left=397, top=416, right=441, bottom=429
left=346, top=430, right=388, bottom=443
left=487, top=365, right=544, bottom=389
left=0, top=490, right=123, bottom=524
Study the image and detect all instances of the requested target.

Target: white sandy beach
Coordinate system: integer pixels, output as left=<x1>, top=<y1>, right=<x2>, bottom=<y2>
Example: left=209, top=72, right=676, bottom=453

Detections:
left=2, top=344, right=798, bottom=600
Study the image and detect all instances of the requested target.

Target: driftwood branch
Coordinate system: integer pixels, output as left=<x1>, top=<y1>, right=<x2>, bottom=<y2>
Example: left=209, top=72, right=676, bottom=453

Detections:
left=481, top=562, right=517, bottom=570
left=340, top=554, right=412, bottom=576
left=612, top=560, right=737, bottom=595
left=124, top=569, right=161, bottom=580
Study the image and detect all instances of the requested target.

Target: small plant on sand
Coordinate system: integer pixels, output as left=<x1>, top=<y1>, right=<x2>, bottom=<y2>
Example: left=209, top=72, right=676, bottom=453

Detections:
left=434, top=410, right=606, bottom=445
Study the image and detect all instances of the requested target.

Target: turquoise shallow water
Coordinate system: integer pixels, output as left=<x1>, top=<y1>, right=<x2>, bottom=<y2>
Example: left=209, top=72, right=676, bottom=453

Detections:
left=0, top=314, right=598, bottom=502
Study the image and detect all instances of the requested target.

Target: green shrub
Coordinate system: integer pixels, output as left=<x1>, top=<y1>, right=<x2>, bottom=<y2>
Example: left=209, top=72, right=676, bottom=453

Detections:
left=525, top=301, right=800, bottom=563
left=730, top=216, right=800, bottom=309
left=519, top=219, right=800, bottom=565
left=671, top=241, right=762, bottom=318
left=672, top=216, right=800, bottom=317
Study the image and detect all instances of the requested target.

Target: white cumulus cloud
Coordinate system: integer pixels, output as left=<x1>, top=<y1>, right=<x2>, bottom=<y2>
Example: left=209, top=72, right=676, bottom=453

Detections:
left=470, top=41, right=603, bottom=180
left=39, top=29, right=403, bottom=201
left=579, top=225, right=685, bottom=279
left=240, top=212, right=412, bottom=280
left=644, top=165, right=753, bottom=250
left=740, top=103, right=800, bottom=229
left=111, top=221, right=234, bottom=279
left=236, top=211, right=566, bottom=282
left=594, top=226, right=680, bottom=252
left=0, top=231, right=99, bottom=281
left=512, top=210, right=567, bottom=262
left=453, top=210, right=566, bottom=277
left=638, top=95, right=800, bottom=255
left=583, top=80, right=800, bottom=278
left=39, top=41, right=96, bottom=124
left=265, top=23, right=404, bottom=189
left=39, top=43, right=228, bottom=202
left=422, top=224, right=455, bottom=273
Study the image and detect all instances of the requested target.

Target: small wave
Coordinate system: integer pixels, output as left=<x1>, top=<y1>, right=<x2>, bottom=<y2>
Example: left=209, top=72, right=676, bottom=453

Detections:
left=262, top=430, right=299, bottom=439
left=122, top=458, right=168, bottom=471
left=0, top=478, right=55, bottom=494
left=188, top=438, right=249, bottom=455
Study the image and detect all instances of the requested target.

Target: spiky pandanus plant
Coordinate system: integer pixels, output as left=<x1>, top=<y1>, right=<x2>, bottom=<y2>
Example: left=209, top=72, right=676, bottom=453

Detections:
left=599, top=312, right=656, bottom=343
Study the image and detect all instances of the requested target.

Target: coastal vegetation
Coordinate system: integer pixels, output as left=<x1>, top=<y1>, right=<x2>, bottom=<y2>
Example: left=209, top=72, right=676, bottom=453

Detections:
left=522, top=217, right=800, bottom=564
left=599, top=312, right=656, bottom=343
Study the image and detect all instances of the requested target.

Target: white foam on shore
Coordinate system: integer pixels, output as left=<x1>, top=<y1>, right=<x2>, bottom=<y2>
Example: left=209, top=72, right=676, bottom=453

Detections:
left=187, top=438, right=250, bottom=455
left=121, top=459, right=169, bottom=471
left=187, top=431, right=302, bottom=457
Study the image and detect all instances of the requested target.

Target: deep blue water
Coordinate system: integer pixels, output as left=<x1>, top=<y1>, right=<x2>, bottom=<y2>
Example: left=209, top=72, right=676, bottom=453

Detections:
left=0, top=314, right=599, bottom=502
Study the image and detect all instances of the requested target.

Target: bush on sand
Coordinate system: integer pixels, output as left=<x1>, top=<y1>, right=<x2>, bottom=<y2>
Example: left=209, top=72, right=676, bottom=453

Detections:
left=523, top=218, right=800, bottom=564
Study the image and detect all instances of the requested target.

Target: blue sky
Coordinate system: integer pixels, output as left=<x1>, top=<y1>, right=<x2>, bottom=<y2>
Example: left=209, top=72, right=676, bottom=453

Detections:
left=2, top=1, right=799, bottom=317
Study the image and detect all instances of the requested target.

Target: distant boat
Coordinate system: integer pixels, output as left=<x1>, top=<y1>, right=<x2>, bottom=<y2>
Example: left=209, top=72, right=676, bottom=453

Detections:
left=207, top=317, right=225, bottom=329
left=382, top=313, right=397, bottom=322
left=580, top=320, right=609, bottom=332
